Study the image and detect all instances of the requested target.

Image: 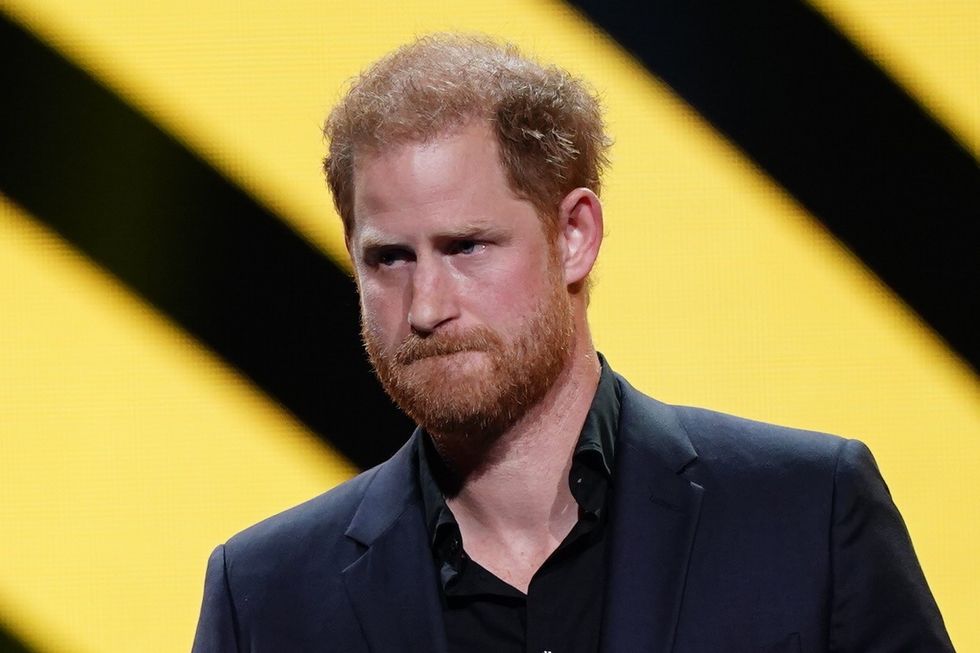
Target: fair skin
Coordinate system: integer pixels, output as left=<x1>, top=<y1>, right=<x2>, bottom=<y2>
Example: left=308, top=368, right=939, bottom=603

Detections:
left=348, top=121, right=604, bottom=592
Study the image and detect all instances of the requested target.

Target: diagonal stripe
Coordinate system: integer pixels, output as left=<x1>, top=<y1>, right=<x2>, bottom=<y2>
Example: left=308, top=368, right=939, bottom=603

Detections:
left=568, top=0, right=980, bottom=371
left=810, top=0, right=979, bottom=155
left=0, top=14, right=415, bottom=471
left=0, top=626, right=33, bottom=653
left=0, top=193, right=355, bottom=652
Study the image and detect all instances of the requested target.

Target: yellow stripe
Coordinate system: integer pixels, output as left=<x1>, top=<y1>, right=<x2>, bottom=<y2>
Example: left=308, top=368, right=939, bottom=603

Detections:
left=0, top=194, right=356, bottom=652
left=809, top=0, right=979, bottom=155
left=1, top=1, right=977, bottom=650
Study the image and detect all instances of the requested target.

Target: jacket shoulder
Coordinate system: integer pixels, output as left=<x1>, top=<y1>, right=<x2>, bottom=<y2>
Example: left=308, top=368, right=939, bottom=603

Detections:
left=674, top=403, right=848, bottom=467
left=239, top=464, right=378, bottom=536
left=222, top=464, right=380, bottom=575
left=616, top=372, right=850, bottom=478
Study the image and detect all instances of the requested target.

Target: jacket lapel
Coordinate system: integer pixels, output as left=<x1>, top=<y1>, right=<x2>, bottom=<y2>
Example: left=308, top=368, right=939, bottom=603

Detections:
left=602, top=376, right=704, bottom=653
left=341, top=433, right=449, bottom=653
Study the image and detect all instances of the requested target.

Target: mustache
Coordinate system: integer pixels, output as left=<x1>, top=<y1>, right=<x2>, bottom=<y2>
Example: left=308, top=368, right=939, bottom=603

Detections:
left=393, top=327, right=501, bottom=365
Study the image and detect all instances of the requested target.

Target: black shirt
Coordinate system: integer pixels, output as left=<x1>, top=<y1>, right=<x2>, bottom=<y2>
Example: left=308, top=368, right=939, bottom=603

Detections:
left=417, top=359, right=621, bottom=653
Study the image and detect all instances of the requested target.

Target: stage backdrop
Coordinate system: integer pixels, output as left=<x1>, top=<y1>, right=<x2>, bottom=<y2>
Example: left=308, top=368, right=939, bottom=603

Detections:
left=0, top=1, right=976, bottom=651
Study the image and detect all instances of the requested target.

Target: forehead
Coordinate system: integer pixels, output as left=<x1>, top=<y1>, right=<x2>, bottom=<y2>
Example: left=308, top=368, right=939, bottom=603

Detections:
left=349, top=123, right=527, bottom=240
left=354, top=123, right=503, bottom=204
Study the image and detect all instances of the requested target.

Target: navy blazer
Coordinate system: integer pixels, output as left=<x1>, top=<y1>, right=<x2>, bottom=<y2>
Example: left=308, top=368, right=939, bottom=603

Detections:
left=192, top=374, right=952, bottom=652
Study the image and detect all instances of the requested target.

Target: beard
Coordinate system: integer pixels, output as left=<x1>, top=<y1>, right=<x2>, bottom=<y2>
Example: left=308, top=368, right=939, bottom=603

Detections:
left=361, top=270, right=574, bottom=450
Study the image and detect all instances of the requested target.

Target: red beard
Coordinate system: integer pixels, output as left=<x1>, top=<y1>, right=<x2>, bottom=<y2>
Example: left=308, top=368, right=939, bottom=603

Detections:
left=362, top=269, right=573, bottom=447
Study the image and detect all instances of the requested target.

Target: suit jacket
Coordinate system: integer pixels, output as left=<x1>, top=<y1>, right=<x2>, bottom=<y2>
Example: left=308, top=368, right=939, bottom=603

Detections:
left=192, top=373, right=953, bottom=652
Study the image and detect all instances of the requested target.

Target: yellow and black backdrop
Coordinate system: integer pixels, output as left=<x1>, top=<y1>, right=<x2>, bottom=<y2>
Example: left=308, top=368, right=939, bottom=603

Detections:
left=0, top=1, right=977, bottom=651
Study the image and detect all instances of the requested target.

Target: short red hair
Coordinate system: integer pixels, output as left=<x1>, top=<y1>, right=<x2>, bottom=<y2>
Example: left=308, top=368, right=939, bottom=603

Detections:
left=323, top=33, right=611, bottom=238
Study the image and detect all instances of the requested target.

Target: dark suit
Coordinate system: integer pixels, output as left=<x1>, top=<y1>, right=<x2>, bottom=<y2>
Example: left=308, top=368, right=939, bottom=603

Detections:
left=192, top=373, right=952, bottom=652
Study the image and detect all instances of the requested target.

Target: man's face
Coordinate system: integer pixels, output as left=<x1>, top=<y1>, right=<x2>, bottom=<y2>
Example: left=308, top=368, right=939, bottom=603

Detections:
left=349, top=122, right=573, bottom=442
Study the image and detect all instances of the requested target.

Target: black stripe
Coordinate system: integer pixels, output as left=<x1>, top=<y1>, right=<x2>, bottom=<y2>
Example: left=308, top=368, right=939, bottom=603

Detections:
left=0, top=627, right=33, bottom=653
left=0, top=13, right=412, bottom=469
left=569, top=0, right=979, bottom=371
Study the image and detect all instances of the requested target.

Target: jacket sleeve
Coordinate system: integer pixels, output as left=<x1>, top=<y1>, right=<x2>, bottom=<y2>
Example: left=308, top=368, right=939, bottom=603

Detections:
left=191, top=544, right=241, bottom=653
left=829, top=439, right=954, bottom=652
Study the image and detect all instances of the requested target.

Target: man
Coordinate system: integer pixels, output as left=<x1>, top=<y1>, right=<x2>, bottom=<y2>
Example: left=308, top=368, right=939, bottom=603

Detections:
left=192, top=35, right=952, bottom=652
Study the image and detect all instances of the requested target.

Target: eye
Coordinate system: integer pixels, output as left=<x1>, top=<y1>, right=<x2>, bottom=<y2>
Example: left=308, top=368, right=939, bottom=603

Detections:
left=368, top=247, right=413, bottom=268
left=449, top=239, right=485, bottom=256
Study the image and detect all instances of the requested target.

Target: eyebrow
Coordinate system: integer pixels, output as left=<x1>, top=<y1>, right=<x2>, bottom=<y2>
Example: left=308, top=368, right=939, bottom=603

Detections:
left=437, top=222, right=509, bottom=241
left=356, top=232, right=401, bottom=254
left=356, top=221, right=508, bottom=253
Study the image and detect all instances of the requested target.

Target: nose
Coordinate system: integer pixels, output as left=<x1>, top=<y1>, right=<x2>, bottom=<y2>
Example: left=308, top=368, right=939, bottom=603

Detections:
left=407, top=257, right=459, bottom=334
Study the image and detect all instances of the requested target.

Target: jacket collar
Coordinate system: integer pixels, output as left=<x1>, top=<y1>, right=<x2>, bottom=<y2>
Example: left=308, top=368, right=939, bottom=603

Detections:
left=341, top=431, right=450, bottom=653
left=601, top=372, right=703, bottom=653
left=344, top=432, right=422, bottom=547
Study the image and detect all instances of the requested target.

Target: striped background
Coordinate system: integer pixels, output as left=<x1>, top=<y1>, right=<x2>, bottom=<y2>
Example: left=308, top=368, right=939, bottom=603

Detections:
left=0, top=1, right=976, bottom=651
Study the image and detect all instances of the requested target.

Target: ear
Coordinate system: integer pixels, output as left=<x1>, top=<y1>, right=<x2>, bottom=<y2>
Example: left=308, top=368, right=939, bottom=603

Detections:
left=556, top=188, right=603, bottom=287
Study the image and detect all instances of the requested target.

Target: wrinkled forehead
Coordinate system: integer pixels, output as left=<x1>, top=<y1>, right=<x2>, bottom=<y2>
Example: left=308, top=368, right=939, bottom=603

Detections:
left=352, top=124, right=506, bottom=212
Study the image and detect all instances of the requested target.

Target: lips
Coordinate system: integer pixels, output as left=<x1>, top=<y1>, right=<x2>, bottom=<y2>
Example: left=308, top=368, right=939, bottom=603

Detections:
left=395, top=341, right=486, bottom=365
left=392, top=328, right=501, bottom=366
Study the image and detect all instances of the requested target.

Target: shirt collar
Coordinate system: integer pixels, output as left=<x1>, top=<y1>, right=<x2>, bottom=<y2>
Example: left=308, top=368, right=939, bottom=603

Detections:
left=573, top=352, right=619, bottom=478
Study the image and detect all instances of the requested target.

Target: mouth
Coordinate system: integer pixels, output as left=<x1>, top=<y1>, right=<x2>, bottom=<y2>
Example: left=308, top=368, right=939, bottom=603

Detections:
left=410, top=348, right=480, bottom=361
left=392, top=329, right=499, bottom=366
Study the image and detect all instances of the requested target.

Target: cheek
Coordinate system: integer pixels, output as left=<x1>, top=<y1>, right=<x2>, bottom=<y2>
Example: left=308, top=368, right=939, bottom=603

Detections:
left=359, top=281, right=409, bottom=339
left=476, top=253, right=555, bottom=309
